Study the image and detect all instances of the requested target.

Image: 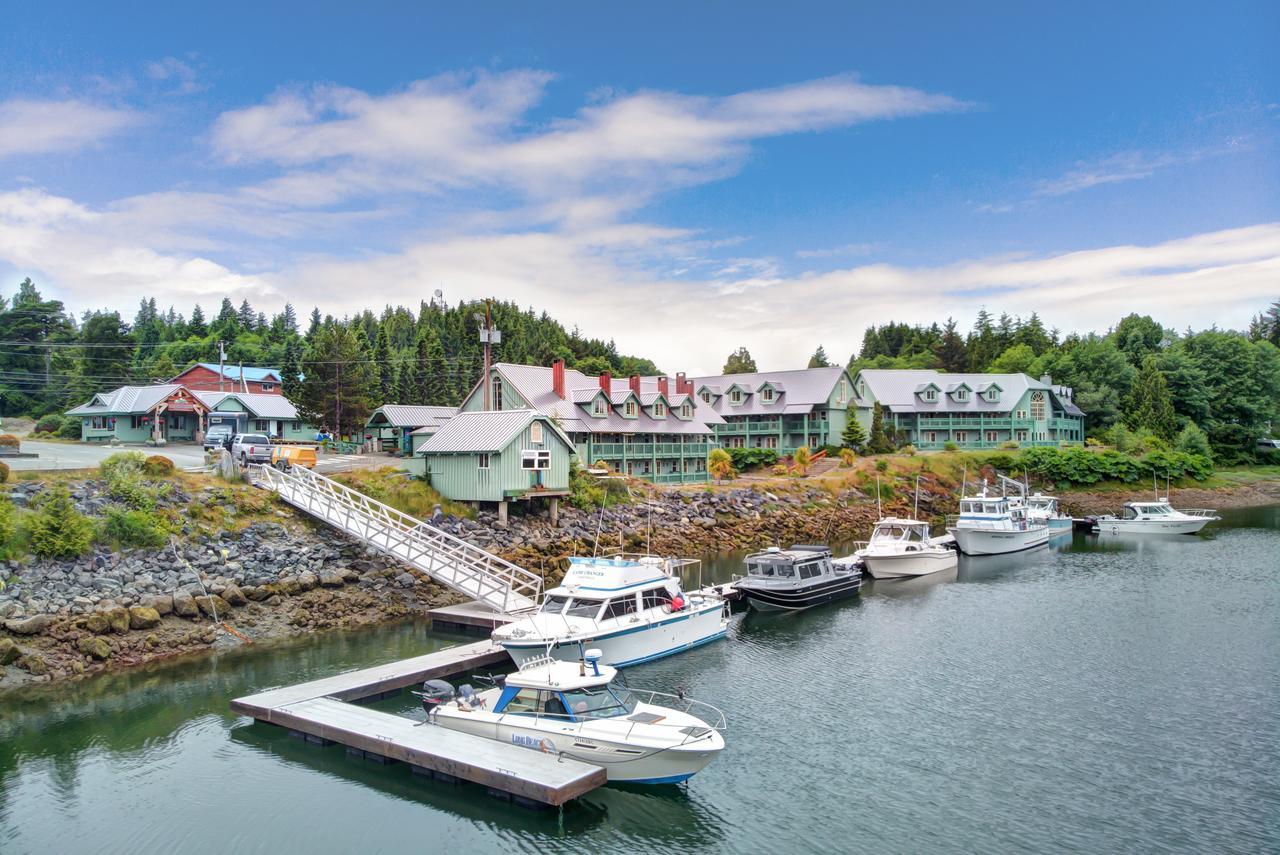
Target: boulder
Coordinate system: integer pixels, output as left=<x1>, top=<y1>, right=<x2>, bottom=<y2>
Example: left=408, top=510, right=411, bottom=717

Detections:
left=16, top=652, right=49, bottom=675
left=128, top=606, right=161, bottom=630
left=318, top=570, right=345, bottom=588
left=296, top=572, right=319, bottom=591
left=172, top=590, right=199, bottom=618
left=78, top=636, right=112, bottom=660
left=221, top=585, right=247, bottom=606
left=4, top=614, right=54, bottom=635
left=83, top=613, right=110, bottom=634
left=243, top=586, right=270, bottom=602
left=104, top=607, right=131, bottom=634
left=0, top=636, right=20, bottom=666
left=395, top=572, right=416, bottom=588
left=195, top=595, right=231, bottom=619
left=147, top=594, right=173, bottom=616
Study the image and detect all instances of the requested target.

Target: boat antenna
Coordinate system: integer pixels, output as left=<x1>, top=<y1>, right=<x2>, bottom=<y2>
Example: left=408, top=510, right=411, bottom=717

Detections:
left=960, top=462, right=967, bottom=498
left=591, top=490, right=606, bottom=557
left=1165, top=471, right=1170, bottom=500
left=876, top=473, right=882, bottom=519
left=646, top=494, right=653, bottom=557
left=914, top=475, right=921, bottom=520
left=1153, top=471, right=1158, bottom=501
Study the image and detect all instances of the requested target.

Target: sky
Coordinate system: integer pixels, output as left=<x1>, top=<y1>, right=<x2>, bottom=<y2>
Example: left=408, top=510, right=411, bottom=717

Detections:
left=0, top=1, right=1277, bottom=374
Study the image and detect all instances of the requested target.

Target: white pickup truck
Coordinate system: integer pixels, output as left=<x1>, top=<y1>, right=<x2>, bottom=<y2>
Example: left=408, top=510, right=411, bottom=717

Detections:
left=230, top=433, right=273, bottom=466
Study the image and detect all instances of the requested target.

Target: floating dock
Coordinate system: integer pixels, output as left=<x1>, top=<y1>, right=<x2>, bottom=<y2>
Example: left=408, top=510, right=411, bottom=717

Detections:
left=231, top=640, right=606, bottom=806
left=428, top=601, right=517, bottom=634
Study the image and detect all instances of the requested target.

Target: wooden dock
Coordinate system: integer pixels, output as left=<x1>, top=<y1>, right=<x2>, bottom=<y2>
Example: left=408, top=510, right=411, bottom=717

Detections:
left=428, top=601, right=518, bottom=634
left=231, top=640, right=606, bottom=806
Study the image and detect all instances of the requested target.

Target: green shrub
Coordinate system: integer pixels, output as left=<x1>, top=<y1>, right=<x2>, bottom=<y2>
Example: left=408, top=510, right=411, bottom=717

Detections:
left=99, top=451, right=147, bottom=480
left=27, top=484, right=95, bottom=558
left=1175, top=423, right=1213, bottom=461
left=726, top=447, right=779, bottom=470
left=0, top=434, right=18, bottom=448
left=59, top=416, right=83, bottom=439
left=999, top=440, right=1021, bottom=450
left=35, top=414, right=62, bottom=434
left=874, top=459, right=889, bottom=473
left=900, top=444, right=917, bottom=456
left=0, top=461, right=8, bottom=484
left=0, top=499, right=15, bottom=550
left=103, top=507, right=172, bottom=548
left=143, top=455, right=176, bottom=477
left=943, top=441, right=958, bottom=452
left=1017, top=446, right=1213, bottom=485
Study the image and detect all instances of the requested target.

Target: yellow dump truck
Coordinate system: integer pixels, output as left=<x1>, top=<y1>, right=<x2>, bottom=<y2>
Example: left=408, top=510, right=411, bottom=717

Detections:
left=270, top=444, right=319, bottom=470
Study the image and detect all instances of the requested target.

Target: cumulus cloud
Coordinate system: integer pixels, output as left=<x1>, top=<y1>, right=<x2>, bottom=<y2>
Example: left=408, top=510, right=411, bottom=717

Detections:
left=0, top=99, right=139, bottom=158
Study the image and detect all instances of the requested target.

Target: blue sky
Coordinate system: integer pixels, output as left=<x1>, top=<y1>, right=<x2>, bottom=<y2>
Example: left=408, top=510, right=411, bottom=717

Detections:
left=1, top=1, right=1276, bottom=372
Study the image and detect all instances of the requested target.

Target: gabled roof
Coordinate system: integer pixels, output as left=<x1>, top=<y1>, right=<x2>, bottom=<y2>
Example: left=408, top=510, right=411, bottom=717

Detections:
left=914, top=381, right=941, bottom=394
left=690, top=367, right=851, bottom=417
left=367, top=404, right=456, bottom=429
left=855, top=369, right=1086, bottom=417
left=67, top=384, right=189, bottom=416
left=184, top=363, right=282, bottom=382
left=570, top=387, right=604, bottom=404
left=194, top=391, right=301, bottom=419
left=759, top=381, right=785, bottom=392
left=417, top=409, right=572, bottom=454
left=945, top=382, right=972, bottom=393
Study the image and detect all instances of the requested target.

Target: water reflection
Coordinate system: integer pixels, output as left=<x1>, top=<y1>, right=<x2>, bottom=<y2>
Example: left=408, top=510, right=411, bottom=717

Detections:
left=863, top=565, right=958, bottom=596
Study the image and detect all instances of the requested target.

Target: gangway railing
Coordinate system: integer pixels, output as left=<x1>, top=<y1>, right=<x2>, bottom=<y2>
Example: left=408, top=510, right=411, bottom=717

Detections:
left=251, top=464, right=541, bottom=614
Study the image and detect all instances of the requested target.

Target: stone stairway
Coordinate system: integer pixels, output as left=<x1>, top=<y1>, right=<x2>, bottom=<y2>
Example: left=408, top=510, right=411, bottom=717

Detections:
left=252, top=464, right=541, bottom=613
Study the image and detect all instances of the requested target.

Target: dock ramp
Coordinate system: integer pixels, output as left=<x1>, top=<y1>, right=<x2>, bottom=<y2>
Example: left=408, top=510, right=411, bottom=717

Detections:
left=252, top=464, right=541, bottom=613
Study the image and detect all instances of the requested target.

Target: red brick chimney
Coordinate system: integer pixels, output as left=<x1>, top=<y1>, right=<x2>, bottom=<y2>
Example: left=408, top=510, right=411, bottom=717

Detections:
left=657, top=376, right=669, bottom=398
left=676, top=372, right=691, bottom=395
left=551, top=358, right=566, bottom=399
left=598, top=370, right=612, bottom=393
left=629, top=374, right=641, bottom=395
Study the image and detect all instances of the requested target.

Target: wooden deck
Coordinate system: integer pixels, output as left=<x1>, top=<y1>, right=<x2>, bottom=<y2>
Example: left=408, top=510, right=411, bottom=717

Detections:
left=428, top=601, right=519, bottom=634
left=231, top=640, right=606, bottom=806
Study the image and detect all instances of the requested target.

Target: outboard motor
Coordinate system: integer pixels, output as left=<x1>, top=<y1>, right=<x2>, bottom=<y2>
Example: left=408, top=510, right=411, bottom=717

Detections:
left=419, top=679, right=455, bottom=713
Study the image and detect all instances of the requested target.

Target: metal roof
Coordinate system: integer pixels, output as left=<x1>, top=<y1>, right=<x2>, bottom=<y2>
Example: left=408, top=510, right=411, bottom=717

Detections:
left=690, top=367, right=852, bottom=417
left=188, top=363, right=282, bottom=382
left=67, top=384, right=186, bottom=416
left=195, top=391, right=301, bottom=419
left=856, top=369, right=1085, bottom=417
left=416, top=409, right=573, bottom=454
left=368, top=404, right=457, bottom=428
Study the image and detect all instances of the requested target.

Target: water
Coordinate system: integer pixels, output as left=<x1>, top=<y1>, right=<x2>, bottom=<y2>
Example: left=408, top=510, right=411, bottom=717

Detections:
left=2, top=507, right=1277, bottom=854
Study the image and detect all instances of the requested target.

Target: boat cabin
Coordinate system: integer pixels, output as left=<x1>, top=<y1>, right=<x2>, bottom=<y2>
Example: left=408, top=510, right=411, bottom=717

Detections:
left=1026, top=494, right=1061, bottom=513
left=537, top=555, right=687, bottom=622
left=743, top=545, right=834, bottom=581
left=1122, top=501, right=1174, bottom=519
left=491, top=658, right=638, bottom=722
left=869, top=518, right=931, bottom=544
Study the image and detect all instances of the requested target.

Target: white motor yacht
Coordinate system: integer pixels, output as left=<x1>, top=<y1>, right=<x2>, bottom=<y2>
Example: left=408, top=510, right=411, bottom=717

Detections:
left=493, top=554, right=728, bottom=669
left=1025, top=492, right=1073, bottom=535
left=947, top=485, right=1051, bottom=555
left=423, top=651, right=726, bottom=785
left=856, top=518, right=958, bottom=579
left=1092, top=499, right=1218, bottom=535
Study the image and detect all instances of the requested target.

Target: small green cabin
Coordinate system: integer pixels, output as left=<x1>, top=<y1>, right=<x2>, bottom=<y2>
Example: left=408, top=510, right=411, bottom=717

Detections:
left=416, top=410, right=573, bottom=519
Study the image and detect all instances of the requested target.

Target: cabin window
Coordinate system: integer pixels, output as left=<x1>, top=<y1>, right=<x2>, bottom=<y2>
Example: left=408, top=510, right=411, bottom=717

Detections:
left=798, top=562, right=822, bottom=580
left=254, top=419, right=271, bottom=432
left=624, top=400, right=637, bottom=417
left=762, top=388, right=774, bottom=402
left=986, top=431, right=998, bottom=442
left=954, top=389, right=968, bottom=402
left=641, top=590, right=670, bottom=610
left=603, top=596, right=637, bottom=620
left=261, top=383, right=275, bottom=392
left=530, top=421, right=544, bottom=443
left=925, top=431, right=937, bottom=444
left=730, top=389, right=742, bottom=404
left=985, top=389, right=1000, bottom=402
left=477, top=453, right=490, bottom=469
left=491, top=379, right=503, bottom=409
left=773, top=564, right=794, bottom=578
left=504, top=688, right=542, bottom=714
left=521, top=450, right=551, bottom=470
left=1030, top=391, right=1046, bottom=420
left=565, top=598, right=602, bottom=619
left=561, top=685, right=637, bottom=719
left=539, top=595, right=570, bottom=614
left=90, top=417, right=109, bottom=430
left=130, top=415, right=148, bottom=430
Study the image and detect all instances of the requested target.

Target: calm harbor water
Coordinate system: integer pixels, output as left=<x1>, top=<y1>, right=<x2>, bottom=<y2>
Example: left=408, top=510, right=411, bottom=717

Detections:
left=2, top=506, right=1277, bottom=854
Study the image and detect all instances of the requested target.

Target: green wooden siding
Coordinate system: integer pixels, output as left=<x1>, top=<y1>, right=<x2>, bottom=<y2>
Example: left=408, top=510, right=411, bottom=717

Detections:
left=424, top=419, right=571, bottom=502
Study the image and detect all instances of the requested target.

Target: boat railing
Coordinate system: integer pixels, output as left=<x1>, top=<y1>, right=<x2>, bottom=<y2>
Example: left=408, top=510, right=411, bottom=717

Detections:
left=611, top=689, right=728, bottom=738
left=1177, top=508, right=1219, bottom=518
left=945, top=514, right=1022, bottom=531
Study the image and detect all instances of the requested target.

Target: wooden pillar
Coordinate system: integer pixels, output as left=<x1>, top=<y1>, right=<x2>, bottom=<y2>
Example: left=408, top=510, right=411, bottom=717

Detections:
left=549, top=497, right=559, bottom=526
left=497, top=500, right=509, bottom=527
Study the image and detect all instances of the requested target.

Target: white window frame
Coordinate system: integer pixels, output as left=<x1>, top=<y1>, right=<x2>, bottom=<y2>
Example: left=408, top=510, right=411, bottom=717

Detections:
left=730, top=389, right=742, bottom=404
left=521, top=449, right=551, bottom=470
left=1030, top=391, right=1047, bottom=421
left=762, top=388, right=774, bottom=402
left=253, top=419, right=271, bottom=432
left=477, top=453, right=490, bottom=469
left=593, top=397, right=607, bottom=416
left=530, top=421, right=544, bottom=443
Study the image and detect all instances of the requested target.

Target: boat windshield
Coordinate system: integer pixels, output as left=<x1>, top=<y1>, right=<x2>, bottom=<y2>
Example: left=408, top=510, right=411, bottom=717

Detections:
left=564, top=598, right=604, bottom=619
left=873, top=524, right=925, bottom=542
left=562, top=683, right=639, bottom=720
left=539, top=595, right=571, bottom=615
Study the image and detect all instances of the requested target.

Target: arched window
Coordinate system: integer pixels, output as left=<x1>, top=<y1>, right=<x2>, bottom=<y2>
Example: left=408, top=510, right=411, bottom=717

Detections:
left=1030, top=391, right=1046, bottom=421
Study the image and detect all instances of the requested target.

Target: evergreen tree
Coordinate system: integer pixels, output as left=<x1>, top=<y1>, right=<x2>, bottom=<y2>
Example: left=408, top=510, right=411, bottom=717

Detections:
left=422, top=328, right=448, bottom=403
left=722, top=347, right=758, bottom=374
left=841, top=416, right=867, bottom=452
left=296, top=324, right=377, bottom=436
left=373, top=324, right=394, bottom=398
left=807, top=345, right=831, bottom=368
left=867, top=402, right=894, bottom=454
left=933, top=317, right=967, bottom=372
left=282, top=303, right=298, bottom=335
left=966, top=309, right=998, bottom=371
left=281, top=338, right=303, bottom=398
left=236, top=299, right=256, bottom=330
left=1125, top=355, right=1177, bottom=440
left=1113, top=313, right=1166, bottom=366
left=187, top=304, right=208, bottom=338
left=306, top=307, right=322, bottom=341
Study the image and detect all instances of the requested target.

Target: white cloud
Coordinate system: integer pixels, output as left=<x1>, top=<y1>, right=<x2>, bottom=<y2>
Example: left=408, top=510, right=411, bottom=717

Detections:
left=145, top=56, right=204, bottom=95
left=0, top=99, right=139, bottom=158
left=795, top=242, right=877, bottom=259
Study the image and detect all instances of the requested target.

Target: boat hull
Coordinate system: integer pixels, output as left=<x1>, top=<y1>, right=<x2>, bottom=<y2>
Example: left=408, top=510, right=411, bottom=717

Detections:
left=1094, top=517, right=1212, bottom=535
left=948, top=525, right=1051, bottom=556
left=863, top=549, right=958, bottom=579
left=740, top=572, right=863, bottom=612
left=500, top=603, right=727, bottom=669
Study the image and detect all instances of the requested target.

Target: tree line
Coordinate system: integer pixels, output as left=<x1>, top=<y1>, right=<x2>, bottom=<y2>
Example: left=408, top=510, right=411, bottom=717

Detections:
left=0, top=278, right=658, bottom=436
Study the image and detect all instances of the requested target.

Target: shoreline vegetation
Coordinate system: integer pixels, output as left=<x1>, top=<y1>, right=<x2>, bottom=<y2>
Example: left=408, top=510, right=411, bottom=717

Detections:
left=2, top=451, right=1277, bottom=692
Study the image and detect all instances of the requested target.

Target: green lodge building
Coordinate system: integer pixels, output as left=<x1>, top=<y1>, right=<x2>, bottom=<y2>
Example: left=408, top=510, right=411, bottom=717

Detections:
left=690, top=367, right=856, bottom=455
left=416, top=409, right=573, bottom=522
left=457, top=361, right=722, bottom=484
left=66, top=384, right=313, bottom=443
left=850, top=369, right=1085, bottom=449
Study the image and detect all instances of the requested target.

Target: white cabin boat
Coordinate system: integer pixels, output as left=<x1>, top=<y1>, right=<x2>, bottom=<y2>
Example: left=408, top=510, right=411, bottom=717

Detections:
left=425, top=651, right=726, bottom=784
left=1025, top=493, right=1072, bottom=535
left=855, top=518, right=957, bottom=579
left=492, top=555, right=728, bottom=669
left=1093, top=499, right=1218, bottom=535
left=947, top=488, right=1050, bottom=555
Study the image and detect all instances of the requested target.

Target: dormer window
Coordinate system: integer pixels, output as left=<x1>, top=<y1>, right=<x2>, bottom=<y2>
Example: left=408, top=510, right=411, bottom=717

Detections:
left=624, top=400, right=637, bottom=417
left=954, top=389, right=968, bottom=402
left=923, top=388, right=938, bottom=402
left=593, top=397, right=607, bottom=416
left=700, top=391, right=712, bottom=404
left=653, top=401, right=666, bottom=417
left=762, top=388, right=774, bottom=403
left=681, top=403, right=692, bottom=418
left=984, top=389, right=999, bottom=402
left=730, top=389, right=743, bottom=404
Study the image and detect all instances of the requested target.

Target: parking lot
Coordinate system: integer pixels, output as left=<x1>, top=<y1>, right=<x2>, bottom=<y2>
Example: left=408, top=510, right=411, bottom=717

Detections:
left=4, top=440, right=406, bottom=474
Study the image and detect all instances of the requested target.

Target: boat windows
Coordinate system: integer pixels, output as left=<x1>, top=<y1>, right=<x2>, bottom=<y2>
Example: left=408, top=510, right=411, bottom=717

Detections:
left=797, top=562, right=823, bottom=580
left=603, top=596, right=637, bottom=620
left=773, top=564, right=794, bottom=578
left=561, top=684, right=638, bottom=719
left=503, top=687, right=542, bottom=714
left=539, top=595, right=571, bottom=614
left=565, top=598, right=604, bottom=619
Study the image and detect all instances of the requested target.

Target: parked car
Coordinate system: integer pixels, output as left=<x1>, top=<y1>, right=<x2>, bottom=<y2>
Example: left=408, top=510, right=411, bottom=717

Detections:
left=231, top=433, right=273, bottom=466
left=203, top=424, right=235, bottom=452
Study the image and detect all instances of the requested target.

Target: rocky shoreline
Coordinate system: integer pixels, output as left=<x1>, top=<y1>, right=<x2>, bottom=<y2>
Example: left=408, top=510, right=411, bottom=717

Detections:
left=1057, top=479, right=1280, bottom=516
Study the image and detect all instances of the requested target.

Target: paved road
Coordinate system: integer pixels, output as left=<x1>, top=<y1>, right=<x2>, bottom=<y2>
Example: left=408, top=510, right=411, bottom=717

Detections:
left=5, top=441, right=209, bottom=471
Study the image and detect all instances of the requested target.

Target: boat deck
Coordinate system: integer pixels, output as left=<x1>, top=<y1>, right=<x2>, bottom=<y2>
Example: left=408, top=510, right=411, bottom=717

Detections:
left=230, top=640, right=606, bottom=806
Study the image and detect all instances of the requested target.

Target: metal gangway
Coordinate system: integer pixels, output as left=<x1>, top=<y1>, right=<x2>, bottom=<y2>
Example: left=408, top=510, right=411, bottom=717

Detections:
left=251, top=464, right=542, bottom=614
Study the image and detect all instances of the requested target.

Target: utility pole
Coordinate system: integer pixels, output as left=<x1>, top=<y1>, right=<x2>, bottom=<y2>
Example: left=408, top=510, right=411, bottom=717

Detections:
left=335, top=362, right=342, bottom=440
left=218, top=340, right=226, bottom=392
left=477, top=300, right=501, bottom=410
